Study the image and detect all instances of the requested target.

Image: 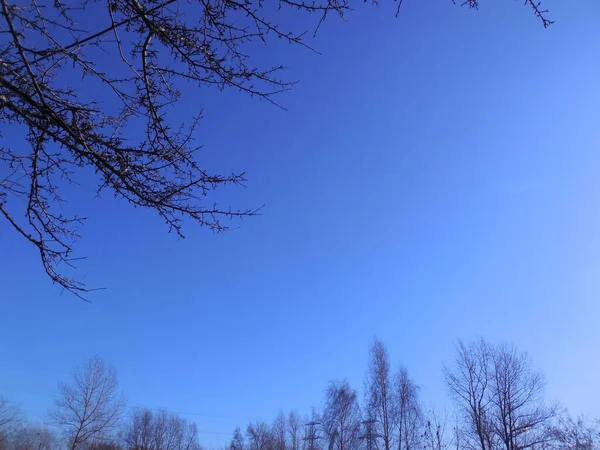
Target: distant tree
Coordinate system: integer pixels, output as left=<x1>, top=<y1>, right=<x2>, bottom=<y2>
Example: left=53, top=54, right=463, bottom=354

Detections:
left=153, top=409, right=199, bottom=450
left=451, top=415, right=463, bottom=450
left=0, top=0, right=553, bottom=296
left=272, top=413, right=288, bottom=450
left=51, top=357, right=125, bottom=450
left=394, top=368, right=421, bottom=450
left=230, top=427, right=246, bottom=450
left=490, top=343, right=556, bottom=450
left=87, top=443, right=123, bottom=450
left=321, top=380, right=361, bottom=450
left=247, top=422, right=273, bottom=450
left=0, top=397, right=20, bottom=444
left=444, top=339, right=494, bottom=450
left=287, top=412, right=301, bottom=450
left=124, top=409, right=154, bottom=450
left=9, top=425, right=58, bottom=450
left=422, top=408, right=449, bottom=450
left=180, top=423, right=200, bottom=450
left=124, top=409, right=152, bottom=450
left=123, top=409, right=200, bottom=450
left=445, top=339, right=556, bottom=450
left=549, top=415, right=600, bottom=450
left=366, top=339, right=395, bottom=450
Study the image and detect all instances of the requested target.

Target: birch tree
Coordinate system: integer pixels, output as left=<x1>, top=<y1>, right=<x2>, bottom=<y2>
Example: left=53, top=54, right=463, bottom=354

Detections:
left=366, top=339, right=394, bottom=450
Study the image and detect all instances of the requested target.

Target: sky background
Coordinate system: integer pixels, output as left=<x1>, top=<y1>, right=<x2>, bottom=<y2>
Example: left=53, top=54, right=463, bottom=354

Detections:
left=1, top=0, right=600, bottom=447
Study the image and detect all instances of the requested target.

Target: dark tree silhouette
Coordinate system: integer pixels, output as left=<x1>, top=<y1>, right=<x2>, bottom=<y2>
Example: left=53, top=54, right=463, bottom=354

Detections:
left=0, top=0, right=552, bottom=296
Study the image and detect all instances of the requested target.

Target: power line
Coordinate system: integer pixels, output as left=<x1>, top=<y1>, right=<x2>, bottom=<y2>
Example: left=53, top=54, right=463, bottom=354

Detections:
left=128, top=404, right=252, bottom=421
left=0, top=383, right=59, bottom=397
left=0, top=383, right=254, bottom=435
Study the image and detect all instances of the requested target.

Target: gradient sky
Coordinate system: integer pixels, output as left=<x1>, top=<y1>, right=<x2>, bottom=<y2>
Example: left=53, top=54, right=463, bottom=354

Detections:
left=1, top=0, right=600, bottom=447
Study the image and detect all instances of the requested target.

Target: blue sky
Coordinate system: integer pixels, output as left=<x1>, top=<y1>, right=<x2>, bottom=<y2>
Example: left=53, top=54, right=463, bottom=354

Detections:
left=1, top=0, right=600, bottom=447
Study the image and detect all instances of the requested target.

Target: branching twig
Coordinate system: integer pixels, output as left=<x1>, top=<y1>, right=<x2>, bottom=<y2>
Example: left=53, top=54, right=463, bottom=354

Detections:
left=0, top=0, right=553, bottom=297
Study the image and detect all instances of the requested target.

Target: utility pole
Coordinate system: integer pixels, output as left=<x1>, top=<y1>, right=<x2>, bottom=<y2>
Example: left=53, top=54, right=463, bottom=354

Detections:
left=303, top=421, right=321, bottom=450
left=361, top=419, right=378, bottom=450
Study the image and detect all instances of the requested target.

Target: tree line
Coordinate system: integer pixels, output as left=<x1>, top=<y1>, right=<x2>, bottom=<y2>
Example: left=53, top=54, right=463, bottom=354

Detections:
left=0, top=339, right=597, bottom=450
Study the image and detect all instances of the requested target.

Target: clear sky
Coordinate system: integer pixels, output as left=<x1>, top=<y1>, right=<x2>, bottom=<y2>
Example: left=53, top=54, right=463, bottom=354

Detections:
left=1, top=0, right=599, bottom=447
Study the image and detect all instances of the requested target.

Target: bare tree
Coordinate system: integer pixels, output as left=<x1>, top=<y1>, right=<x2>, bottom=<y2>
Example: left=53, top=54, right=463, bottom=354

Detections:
left=0, top=397, right=20, bottom=443
left=9, top=425, right=58, bottom=450
left=182, top=422, right=200, bottom=450
left=230, top=427, right=246, bottom=450
left=272, top=413, right=287, bottom=450
left=124, top=409, right=154, bottom=450
left=153, top=409, right=197, bottom=450
left=394, top=368, right=421, bottom=450
left=422, top=408, right=449, bottom=450
left=490, top=343, right=556, bottom=450
left=123, top=409, right=200, bottom=450
left=366, top=339, right=395, bottom=450
left=153, top=410, right=182, bottom=450
left=445, top=339, right=556, bottom=450
left=0, top=0, right=553, bottom=296
left=288, top=412, right=301, bottom=450
left=322, top=380, right=361, bottom=450
left=88, top=443, right=124, bottom=450
left=50, top=356, right=125, bottom=450
left=247, top=422, right=273, bottom=450
left=549, top=415, right=600, bottom=450
left=444, top=339, right=494, bottom=450
left=452, top=415, right=464, bottom=450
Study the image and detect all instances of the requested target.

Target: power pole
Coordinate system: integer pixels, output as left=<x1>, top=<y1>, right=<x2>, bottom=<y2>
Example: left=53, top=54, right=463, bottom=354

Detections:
left=303, top=421, right=321, bottom=450
left=361, top=419, right=378, bottom=450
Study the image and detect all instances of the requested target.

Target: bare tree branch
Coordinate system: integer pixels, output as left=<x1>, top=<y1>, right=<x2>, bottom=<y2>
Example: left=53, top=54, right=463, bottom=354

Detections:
left=0, top=0, right=553, bottom=296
